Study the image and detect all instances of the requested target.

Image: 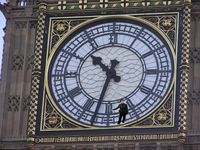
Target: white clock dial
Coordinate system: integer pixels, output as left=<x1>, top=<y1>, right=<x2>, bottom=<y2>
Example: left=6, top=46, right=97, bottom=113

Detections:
left=80, top=46, right=144, bottom=101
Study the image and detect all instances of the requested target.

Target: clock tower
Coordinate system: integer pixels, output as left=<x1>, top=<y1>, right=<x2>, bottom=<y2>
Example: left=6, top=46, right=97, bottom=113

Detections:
left=1, top=0, right=200, bottom=150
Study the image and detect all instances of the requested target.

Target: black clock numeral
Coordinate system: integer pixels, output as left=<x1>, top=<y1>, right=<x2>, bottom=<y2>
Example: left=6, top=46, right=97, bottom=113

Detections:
left=68, top=87, right=81, bottom=98
left=109, top=22, right=118, bottom=44
left=52, top=72, right=78, bottom=78
left=141, top=50, right=154, bottom=59
left=109, top=34, right=118, bottom=44
left=65, top=72, right=78, bottom=78
left=146, top=69, right=158, bottom=75
left=140, top=85, right=152, bottom=94
left=83, top=99, right=94, bottom=110
left=105, top=103, right=112, bottom=114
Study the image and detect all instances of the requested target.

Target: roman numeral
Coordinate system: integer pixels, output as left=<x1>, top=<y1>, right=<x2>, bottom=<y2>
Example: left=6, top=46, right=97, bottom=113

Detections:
left=52, top=72, right=78, bottom=78
left=140, top=85, right=152, bottom=94
left=141, top=50, right=154, bottom=58
left=146, top=69, right=158, bottom=75
left=105, top=103, right=112, bottom=114
left=64, top=72, right=78, bottom=78
left=83, top=99, right=94, bottom=110
left=109, top=22, right=118, bottom=44
left=68, top=87, right=81, bottom=98
left=109, top=34, right=118, bottom=44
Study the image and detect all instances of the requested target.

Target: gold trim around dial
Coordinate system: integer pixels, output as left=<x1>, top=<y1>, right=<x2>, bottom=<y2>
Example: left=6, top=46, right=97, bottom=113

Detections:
left=44, top=15, right=176, bottom=130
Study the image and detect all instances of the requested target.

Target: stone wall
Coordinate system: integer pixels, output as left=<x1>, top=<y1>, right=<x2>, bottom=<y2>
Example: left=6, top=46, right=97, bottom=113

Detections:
left=0, top=0, right=37, bottom=148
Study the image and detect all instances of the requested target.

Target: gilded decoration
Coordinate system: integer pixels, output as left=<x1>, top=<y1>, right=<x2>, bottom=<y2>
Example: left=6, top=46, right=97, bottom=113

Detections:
left=28, top=3, right=47, bottom=136
left=178, top=6, right=191, bottom=138
left=43, top=97, right=78, bottom=129
left=137, top=94, right=173, bottom=127
left=47, top=0, right=185, bottom=11
left=50, top=19, right=87, bottom=49
left=142, top=15, right=176, bottom=46
left=42, top=13, right=178, bottom=131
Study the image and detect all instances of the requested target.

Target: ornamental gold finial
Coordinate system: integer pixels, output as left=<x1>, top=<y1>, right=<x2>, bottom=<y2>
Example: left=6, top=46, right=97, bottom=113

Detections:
left=162, top=19, right=172, bottom=27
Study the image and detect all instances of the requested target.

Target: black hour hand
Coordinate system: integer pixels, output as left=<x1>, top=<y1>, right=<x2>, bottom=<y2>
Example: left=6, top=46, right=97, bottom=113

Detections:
left=110, top=59, right=121, bottom=82
left=91, top=55, right=108, bottom=72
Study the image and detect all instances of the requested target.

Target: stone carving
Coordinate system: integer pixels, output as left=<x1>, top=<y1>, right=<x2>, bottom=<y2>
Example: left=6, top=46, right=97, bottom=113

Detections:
left=8, top=95, right=20, bottom=112
left=27, top=55, right=34, bottom=70
left=11, top=55, right=24, bottom=71
left=22, top=95, right=30, bottom=111
left=188, top=90, right=200, bottom=104
left=30, top=21, right=37, bottom=29
left=15, top=21, right=27, bottom=29
left=190, top=48, right=200, bottom=63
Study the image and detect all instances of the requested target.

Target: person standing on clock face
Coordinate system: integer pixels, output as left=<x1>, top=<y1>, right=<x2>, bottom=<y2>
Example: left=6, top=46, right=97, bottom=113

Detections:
left=113, top=98, right=128, bottom=124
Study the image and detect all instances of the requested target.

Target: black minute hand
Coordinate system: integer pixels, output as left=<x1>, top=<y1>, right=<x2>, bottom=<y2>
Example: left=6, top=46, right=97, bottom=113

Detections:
left=91, top=75, right=111, bottom=125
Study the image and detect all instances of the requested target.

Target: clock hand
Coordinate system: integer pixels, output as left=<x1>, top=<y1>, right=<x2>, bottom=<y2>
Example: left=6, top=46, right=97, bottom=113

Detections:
left=110, top=59, right=121, bottom=82
left=91, top=55, right=109, bottom=72
left=91, top=57, right=120, bottom=125
left=91, top=55, right=121, bottom=82
left=91, top=75, right=111, bottom=125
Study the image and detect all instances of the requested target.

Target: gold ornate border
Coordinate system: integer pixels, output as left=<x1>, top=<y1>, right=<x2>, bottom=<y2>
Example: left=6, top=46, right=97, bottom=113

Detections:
left=27, top=3, right=47, bottom=136
left=178, top=5, right=191, bottom=141
left=46, top=0, right=186, bottom=12
left=43, top=14, right=177, bottom=130
left=34, top=133, right=179, bottom=143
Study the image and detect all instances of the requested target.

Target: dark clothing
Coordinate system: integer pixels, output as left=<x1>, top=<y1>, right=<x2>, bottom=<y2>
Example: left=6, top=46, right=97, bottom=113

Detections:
left=118, top=113, right=126, bottom=124
left=118, top=103, right=128, bottom=114
left=113, top=103, right=128, bottom=124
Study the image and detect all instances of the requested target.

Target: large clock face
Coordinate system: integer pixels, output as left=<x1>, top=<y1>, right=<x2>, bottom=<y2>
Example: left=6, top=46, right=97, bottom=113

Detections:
left=47, top=16, right=175, bottom=127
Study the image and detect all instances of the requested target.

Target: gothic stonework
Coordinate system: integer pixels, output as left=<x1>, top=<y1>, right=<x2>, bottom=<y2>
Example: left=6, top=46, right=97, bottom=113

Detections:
left=191, top=14, right=200, bottom=22
left=15, top=21, right=27, bottom=29
left=11, top=55, right=24, bottom=71
left=22, top=95, right=31, bottom=111
left=188, top=90, right=200, bottom=104
left=7, top=95, right=20, bottom=112
left=190, top=48, right=200, bottom=63
left=27, top=54, right=34, bottom=70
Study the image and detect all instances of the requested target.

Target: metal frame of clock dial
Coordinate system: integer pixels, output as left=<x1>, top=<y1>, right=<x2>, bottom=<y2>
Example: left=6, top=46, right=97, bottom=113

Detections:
left=46, top=16, right=175, bottom=127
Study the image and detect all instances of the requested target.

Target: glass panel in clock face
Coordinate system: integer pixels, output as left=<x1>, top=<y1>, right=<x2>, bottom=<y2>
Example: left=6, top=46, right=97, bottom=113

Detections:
left=48, top=18, right=175, bottom=127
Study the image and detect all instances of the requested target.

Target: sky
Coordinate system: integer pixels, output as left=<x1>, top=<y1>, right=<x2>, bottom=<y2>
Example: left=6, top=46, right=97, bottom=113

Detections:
left=0, top=0, right=6, bottom=77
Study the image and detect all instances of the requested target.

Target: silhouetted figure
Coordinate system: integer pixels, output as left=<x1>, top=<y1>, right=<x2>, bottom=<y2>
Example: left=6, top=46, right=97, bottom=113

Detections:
left=113, top=99, right=128, bottom=124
